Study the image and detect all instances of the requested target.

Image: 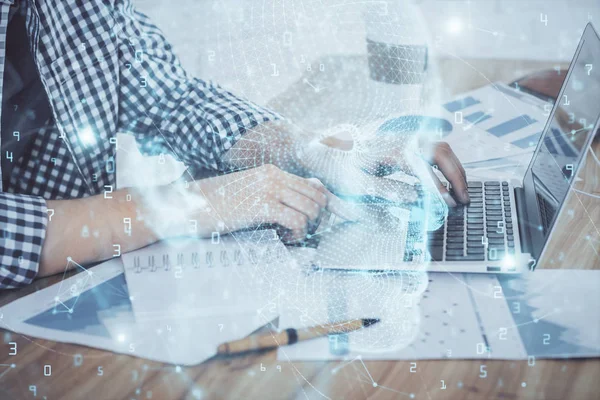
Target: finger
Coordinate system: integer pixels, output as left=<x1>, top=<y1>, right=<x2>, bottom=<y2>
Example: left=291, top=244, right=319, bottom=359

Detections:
left=305, top=176, right=390, bottom=222
left=434, top=146, right=469, bottom=203
left=428, top=166, right=457, bottom=207
left=434, top=143, right=467, bottom=179
left=326, top=195, right=371, bottom=222
left=280, top=188, right=323, bottom=223
left=443, top=143, right=467, bottom=181
left=283, top=173, right=328, bottom=209
left=303, top=178, right=360, bottom=225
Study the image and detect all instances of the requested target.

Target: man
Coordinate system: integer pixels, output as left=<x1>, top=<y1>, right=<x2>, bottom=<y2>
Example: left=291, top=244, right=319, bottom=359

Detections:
left=0, top=0, right=469, bottom=289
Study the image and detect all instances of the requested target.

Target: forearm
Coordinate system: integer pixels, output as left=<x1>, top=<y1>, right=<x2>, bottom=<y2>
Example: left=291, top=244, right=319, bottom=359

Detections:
left=39, top=189, right=159, bottom=277
left=222, top=120, right=316, bottom=177
left=222, top=120, right=365, bottom=189
left=39, top=181, right=222, bottom=277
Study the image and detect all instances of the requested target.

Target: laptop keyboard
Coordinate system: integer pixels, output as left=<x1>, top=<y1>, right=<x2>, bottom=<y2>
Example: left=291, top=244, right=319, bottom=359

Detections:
left=428, top=181, right=515, bottom=262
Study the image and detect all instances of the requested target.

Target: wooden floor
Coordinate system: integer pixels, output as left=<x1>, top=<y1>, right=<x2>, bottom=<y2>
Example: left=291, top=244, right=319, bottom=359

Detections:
left=1, top=60, right=599, bottom=399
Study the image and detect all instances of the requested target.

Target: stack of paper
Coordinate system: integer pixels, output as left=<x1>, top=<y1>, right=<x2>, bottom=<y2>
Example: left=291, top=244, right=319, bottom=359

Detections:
left=437, top=82, right=550, bottom=181
left=277, top=270, right=600, bottom=361
left=0, top=229, right=292, bottom=366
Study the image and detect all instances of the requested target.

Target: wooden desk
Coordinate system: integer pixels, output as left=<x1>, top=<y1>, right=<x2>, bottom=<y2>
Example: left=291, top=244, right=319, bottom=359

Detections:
left=1, top=66, right=599, bottom=399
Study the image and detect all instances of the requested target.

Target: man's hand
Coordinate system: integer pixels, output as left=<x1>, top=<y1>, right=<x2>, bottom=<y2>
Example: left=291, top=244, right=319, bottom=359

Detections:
left=190, top=164, right=349, bottom=242
left=223, top=120, right=469, bottom=207
left=344, top=135, right=469, bottom=207
left=39, top=164, right=352, bottom=278
left=423, top=142, right=470, bottom=207
left=317, top=134, right=469, bottom=207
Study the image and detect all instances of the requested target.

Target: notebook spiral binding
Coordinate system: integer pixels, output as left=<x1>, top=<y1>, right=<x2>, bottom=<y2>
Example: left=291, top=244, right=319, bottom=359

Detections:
left=132, top=248, right=261, bottom=273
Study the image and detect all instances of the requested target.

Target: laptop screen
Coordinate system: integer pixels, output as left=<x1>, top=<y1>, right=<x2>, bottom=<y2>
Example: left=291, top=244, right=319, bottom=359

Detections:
left=525, top=23, right=600, bottom=258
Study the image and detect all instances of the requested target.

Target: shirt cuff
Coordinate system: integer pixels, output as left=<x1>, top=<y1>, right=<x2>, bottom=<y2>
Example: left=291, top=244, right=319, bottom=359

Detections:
left=0, top=192, right=48, bottom=289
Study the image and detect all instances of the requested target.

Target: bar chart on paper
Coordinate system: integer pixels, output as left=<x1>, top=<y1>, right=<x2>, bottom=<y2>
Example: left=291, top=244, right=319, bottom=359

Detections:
left=440, top=83, right=550, bottom=178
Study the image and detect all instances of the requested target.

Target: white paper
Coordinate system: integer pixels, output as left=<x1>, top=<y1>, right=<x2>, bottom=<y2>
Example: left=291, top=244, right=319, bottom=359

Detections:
left=277, top=272, right=523, bottom=361
left=121, top=230, right=289, bottom=320
left=440, top=83, right=547, bottom=170
left=99, top=307, right=275, bottom=366
left=277, top=270, right=600, bottom=361
left=0, top=258, right=276, bottom=366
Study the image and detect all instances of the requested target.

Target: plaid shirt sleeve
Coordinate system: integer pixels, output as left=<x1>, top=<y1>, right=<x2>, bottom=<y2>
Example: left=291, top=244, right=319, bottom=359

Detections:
left=0, top=193, right=47, bottom=289
left=113, top=0, right=281, bottom=171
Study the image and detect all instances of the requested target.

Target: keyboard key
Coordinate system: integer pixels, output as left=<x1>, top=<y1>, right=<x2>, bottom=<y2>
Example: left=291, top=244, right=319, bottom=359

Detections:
left=485, top=181, right=500, bottom=186
left=467, top=230, right=484, bottom=236
left=507, top=235, right=514, bottom=241
left=446, top=243, right=464, bottom=250
left=505, top=218, right=512, bottom=223
left=486, top=211, right=503, bottom=216
left=468, top=182, right=483, bottom=188
left=467, top=247, right=485, bottom=254
left=467, top=218, right=484, bottom=224
left=488, top=252, right=505, bottom=261
left=467, top=223, right=484, bottom=229
left=487, top=233, right=504, bottom=239
left=468, top=207, right=484, bottom=211
left=447, top=231, right=465, bottom=237
left=485, top=200, right=502, bottom=205
left=506, top=229, right=513, bottom=235
left=446, top=254, right=485, bottom=261
left=467, top=242, right=485, bottom=248
left=487, top=224, right=504, bottom=230
left=447, top=237, right=465, bottom=243
left=447, top=225, right=464, bottom=231
left=502, top=181, right=508, bottom=186
left=488, top=245, right=505, bottom=250
left=507, top=241, right=515, bottom=247
left=446, top=249, right=465, bottom=256
left=467, top=236, right=485, bottom=243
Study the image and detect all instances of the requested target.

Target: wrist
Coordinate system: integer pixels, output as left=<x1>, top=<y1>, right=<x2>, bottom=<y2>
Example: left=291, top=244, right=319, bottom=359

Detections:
left=108, top=187, right=159, bottom=253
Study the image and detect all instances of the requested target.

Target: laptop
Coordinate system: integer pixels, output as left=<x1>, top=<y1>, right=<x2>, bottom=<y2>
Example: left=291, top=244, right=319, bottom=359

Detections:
left=300, top=23, right=600, bottom=274
left=423, top=22, right=600, bottom=273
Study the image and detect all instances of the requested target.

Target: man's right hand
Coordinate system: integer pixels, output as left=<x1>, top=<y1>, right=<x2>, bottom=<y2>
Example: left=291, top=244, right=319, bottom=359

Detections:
left=189, top=164, right=350, bottom=242
left=40, top=164, right=355, bottom=280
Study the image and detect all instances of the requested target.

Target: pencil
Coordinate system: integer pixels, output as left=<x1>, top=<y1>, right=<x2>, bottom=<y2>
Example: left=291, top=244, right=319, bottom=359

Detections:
left=216, top=318, right=380, bottom=355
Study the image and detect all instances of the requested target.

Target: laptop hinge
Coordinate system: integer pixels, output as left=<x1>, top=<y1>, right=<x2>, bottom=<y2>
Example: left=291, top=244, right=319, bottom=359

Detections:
left=514, top=187, right=532, bottom=257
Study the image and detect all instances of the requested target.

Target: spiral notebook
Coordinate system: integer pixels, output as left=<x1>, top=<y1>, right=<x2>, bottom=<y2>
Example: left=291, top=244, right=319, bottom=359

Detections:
left=121, top=229, right=288, bottom=321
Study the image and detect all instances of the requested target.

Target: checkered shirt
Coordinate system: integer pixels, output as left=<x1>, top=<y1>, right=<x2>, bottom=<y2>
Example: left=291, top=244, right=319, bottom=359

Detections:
left=0, top=0, right=279, bottom=288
